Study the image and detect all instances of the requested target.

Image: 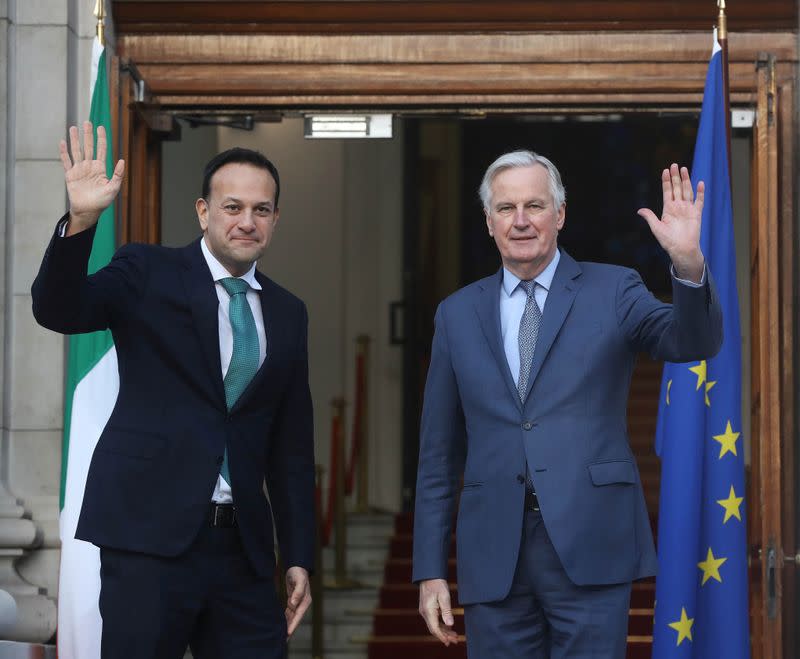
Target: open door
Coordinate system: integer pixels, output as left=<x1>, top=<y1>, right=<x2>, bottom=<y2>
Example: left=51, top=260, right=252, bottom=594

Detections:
left=109, top=56, right=179, bottom=246
left=749, top=52, right=797, bottom=659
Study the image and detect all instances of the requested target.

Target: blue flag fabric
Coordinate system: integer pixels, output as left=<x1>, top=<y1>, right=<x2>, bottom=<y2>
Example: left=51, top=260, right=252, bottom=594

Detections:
left=652, top=39, right=750, bottom=658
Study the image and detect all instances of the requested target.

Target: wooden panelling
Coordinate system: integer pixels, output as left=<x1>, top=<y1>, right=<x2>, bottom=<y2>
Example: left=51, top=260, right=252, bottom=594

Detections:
left=111, top=1, right=798, bottom=34
left=114, top=62, right=162, bottom=246
left=777, top=78, right=797, bottom=659
left=115, top=32, right=797, bottom=109
left=117, top=32, right=799, bottom=64
left=144, top=60, right=792, bottom=92
left=139, top=62, right=725, bottom=95
left=752, top=54, right=784, bottom=659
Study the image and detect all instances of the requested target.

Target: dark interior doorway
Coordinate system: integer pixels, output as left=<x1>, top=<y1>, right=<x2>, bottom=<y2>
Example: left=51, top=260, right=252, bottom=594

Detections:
left=401, top=113, right=698, bottom=509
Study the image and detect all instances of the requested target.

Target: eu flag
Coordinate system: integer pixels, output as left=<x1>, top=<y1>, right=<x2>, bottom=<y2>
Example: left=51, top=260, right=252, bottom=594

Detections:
left=652, top=35, right=750, bottom=658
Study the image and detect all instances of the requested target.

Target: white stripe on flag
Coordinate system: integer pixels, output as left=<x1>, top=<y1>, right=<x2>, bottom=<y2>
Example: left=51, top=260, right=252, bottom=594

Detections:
left=89, top=37, right=103, bottom=101
left=57, top=346, right=118, bottom=659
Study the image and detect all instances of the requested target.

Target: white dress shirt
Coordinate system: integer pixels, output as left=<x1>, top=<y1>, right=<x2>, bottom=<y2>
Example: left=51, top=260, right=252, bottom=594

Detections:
left=499, top=250, right=706, bottom=382
left=499, top=250, right=561, bottom=383
left=200, top=237, right=267, bottom=503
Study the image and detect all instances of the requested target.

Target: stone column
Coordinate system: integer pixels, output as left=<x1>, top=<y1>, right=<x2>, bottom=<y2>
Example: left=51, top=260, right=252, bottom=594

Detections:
left=0, top=0, right=96, bottom=642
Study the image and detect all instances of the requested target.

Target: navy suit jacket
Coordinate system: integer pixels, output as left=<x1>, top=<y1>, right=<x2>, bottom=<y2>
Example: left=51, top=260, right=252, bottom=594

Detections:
left=32, top=219, right=315, bottom=577
left=412, top=250, right=722, bottom=605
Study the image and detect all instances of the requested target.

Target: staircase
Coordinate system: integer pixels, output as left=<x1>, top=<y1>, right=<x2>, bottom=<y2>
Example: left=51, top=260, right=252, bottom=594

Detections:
left=357, top=356, right=663, bottom=658
left=288, top=511, right=395, bottom=659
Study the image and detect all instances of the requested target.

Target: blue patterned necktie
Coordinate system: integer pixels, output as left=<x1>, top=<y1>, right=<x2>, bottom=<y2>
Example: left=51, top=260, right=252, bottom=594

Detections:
left=218, top=277, right=260, bottom=482
left=517, top=280, right=542, bottom=402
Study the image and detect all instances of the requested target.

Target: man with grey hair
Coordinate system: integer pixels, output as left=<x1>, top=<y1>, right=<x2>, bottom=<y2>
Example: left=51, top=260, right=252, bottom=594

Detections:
left=412, top=150, right=722, bottom=658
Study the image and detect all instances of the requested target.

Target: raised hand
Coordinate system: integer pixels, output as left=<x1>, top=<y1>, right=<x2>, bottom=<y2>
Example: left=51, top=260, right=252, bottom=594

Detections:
left=637, top=163, right=705, bottom=283
left=59, top=121, right=125, bottom=235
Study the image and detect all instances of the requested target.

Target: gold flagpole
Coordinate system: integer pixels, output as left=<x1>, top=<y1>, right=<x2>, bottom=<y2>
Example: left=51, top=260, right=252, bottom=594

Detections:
left=717, top=0, right=732, bottom=179
left=94, top=0, right=106, bottom=47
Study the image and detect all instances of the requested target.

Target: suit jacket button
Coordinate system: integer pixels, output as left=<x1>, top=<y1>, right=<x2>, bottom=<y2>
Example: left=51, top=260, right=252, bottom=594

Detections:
left=517, top=474, right=525, bottom=484
left=216, top=456, right=224, bottom=465
left=522, top=421, right=533, bottom=431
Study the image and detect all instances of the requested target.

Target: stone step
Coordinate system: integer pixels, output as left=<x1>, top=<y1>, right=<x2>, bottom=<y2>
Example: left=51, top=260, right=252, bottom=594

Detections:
left=289, top=646, right=366, bottom=659
left=322, top=561, right=385, bottom=587
left=337, top=511, right=396, bottom=545
left=322, top=543, right=390, bottom=570
left=288, top=634, right=369, bottom=656
left=315, top=585, right=381, bottom=617
left=291, top=610, right=373, bottom=645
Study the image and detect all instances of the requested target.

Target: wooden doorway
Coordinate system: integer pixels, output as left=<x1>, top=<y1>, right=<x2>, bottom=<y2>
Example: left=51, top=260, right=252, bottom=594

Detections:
left=110, top=19, right=798, bottom=657
left=748, top=53, right=797, bottom=658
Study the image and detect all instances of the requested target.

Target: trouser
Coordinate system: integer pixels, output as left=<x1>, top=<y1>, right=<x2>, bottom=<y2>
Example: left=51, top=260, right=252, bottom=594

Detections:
left=99, top=513, right=286, bottom=659
left=464, top=509, right=632, bottom=659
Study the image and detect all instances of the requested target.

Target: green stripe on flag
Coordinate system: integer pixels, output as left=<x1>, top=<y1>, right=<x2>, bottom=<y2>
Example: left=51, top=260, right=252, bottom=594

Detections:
left=61, top=47, right=116, bottom=508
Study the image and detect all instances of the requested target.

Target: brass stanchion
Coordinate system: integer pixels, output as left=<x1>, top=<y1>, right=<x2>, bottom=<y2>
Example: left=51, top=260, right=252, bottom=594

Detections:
left=312, top=464, right=324, bottom=659
left=354, top=335, right=373, bottom=513
left=328, top=398, right=361, bottom=588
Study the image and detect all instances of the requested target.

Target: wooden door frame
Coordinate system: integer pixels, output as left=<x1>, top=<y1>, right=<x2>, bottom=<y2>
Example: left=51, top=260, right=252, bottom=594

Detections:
left=110, top=28, right=798, bottom=657
left=750, top=54, right=797, bottom=657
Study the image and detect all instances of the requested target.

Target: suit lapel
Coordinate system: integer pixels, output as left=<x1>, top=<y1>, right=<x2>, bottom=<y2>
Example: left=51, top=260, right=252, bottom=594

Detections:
left=228, top=270, right=275, bottom=414
left=523, top=250, right=583, bottom=401
left=180, top=239, right=226, bottom=408
left=474, top=269, right=522, bottom=409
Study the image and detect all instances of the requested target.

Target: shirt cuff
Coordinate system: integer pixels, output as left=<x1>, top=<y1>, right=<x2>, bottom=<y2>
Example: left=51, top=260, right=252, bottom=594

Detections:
left=670, top=263, right=707, bottom=288
left=57, top=217, right=70, bottom=237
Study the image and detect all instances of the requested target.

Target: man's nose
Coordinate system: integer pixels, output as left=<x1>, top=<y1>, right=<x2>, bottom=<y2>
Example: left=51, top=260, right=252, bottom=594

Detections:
left=239, top=211, right=256, bottom=230
left=513, top=207, right=527, bottom=226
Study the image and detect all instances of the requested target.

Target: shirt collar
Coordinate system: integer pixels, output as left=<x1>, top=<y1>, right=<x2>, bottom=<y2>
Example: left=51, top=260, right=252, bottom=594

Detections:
left=200, top=236, right=262, bottom=291
left=502, top=249, right=561, bottom=297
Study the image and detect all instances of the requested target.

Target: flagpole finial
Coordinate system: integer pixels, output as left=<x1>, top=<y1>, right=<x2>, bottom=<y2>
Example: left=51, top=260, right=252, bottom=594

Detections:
left=94, top=0, right=106, bottom=46
left=717, top=0, right=727, bottom=40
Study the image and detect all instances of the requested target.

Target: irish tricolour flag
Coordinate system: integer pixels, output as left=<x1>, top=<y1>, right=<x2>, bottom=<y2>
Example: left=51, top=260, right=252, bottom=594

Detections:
left=57, top=36, right=119, bottom=659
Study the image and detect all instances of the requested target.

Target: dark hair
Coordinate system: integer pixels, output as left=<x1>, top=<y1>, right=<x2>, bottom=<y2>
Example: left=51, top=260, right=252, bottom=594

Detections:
left=201, top=147, right=281, bottom=208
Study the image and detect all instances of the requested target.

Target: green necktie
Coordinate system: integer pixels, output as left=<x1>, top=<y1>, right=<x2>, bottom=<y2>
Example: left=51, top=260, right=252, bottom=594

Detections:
left=218, top=277, right=260, bottom=483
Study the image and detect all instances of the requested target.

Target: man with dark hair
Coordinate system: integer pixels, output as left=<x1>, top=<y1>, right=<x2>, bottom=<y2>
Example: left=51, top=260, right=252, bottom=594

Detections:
left=32, top=122, right=315, bottom=659
left=201, top=146, right=282, bottom=205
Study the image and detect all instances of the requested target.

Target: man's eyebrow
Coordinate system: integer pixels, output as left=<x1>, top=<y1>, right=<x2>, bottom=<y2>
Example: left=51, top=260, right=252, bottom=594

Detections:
left=219, top=196, right=273, bottom=207
left=494, top=197, right=549, bottom=207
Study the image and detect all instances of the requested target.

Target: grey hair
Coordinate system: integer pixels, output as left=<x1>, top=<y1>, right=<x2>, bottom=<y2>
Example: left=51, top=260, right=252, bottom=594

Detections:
left=479, top=150, right=566, bottom=211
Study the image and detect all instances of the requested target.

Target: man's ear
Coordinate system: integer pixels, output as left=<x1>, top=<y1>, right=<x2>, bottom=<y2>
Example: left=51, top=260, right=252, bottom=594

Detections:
left=195, top=198, right=209, bottom=232
left=556, top=203, right=566, bottom=231
left=485, top=209, right=494, bottom=237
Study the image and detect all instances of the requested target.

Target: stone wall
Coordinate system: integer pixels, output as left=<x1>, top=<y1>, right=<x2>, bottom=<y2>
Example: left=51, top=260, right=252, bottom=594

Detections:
left=0, top=0, right=100, bottom=643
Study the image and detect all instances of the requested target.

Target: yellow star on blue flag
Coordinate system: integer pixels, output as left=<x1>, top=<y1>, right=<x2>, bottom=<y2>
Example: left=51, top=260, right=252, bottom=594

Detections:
left=668, top=607, right=695, bottom=646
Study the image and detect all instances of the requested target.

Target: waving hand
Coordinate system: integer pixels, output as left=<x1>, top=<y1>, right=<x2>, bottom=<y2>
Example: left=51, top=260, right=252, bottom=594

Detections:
left=637, top=163, right=705, bottom=283
left=59, top=121, right=125, bottom=235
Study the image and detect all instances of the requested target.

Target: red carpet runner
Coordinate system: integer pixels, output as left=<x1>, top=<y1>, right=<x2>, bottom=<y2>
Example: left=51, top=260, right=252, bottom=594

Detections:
left=365, top=514, right=655, bottom=658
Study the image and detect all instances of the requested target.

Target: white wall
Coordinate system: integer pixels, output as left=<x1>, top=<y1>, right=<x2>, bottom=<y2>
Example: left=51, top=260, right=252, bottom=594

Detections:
left=341, top=132, right=404, bottom=512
